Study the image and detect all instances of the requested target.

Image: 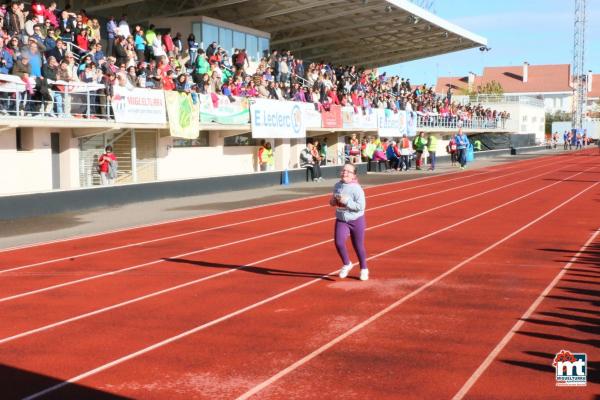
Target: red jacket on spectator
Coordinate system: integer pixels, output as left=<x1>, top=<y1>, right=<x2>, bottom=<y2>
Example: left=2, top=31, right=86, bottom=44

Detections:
left=76, top=33, right=89, bottom=51
left=44, top=9, right=59, bottom=28
left=327, top=89, right=340, bottom=105
left=31, top=2, right=46, bottom=21
left=163, top=34, right=174, bottom=53
left=209, top=53, right=221, bottom=65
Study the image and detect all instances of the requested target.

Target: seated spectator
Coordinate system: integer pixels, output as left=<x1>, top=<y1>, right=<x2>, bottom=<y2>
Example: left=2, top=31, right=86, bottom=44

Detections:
left=386, top=140, right=401, bottom=170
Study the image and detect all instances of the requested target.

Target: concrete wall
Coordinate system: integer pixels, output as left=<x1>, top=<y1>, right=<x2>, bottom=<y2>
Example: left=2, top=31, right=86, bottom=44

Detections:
left=0, top=164, right=367, bottom=220
left=482, top=102, right=545, bottom=142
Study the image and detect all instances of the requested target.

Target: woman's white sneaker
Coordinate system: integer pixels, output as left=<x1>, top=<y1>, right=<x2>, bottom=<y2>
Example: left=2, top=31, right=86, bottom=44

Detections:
left=359, top=269, right=369, bottom=281
left=339, top=263, right=353, bottom=278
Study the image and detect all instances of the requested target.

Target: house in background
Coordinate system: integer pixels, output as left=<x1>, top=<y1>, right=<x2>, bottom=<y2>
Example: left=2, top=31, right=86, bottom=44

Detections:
left=436, top=63, right=598, bottom=116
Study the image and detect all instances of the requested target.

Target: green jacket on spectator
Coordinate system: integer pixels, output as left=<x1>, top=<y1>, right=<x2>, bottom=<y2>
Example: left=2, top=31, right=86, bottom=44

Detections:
left=222, top=67, right=233, bottom=84
left=195, top=56, right=210, bottom=75
left=145, top=29, right=157, bottom=46
left=413, top=135, right=426, bottom=152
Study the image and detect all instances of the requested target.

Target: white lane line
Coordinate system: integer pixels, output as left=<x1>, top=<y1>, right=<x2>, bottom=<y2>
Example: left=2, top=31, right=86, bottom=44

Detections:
left=0, top=159, right=559, bottom=303
left=236, top=182, right=600, bottom=400
left=3, top=145, right=546, bottom=254
left=451, top=227, right=600, bottom=400
left=21, top=166, right=597, bottom=400
left=0, top=167, right=496, bottom=274
left=0, top=151, right=556, bottom=257
left=0, top=161, right=566, bottom=344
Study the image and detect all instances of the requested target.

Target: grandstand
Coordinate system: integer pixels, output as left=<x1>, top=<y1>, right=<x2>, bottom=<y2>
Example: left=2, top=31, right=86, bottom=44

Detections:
left=0, top=0, right=509, bottom=196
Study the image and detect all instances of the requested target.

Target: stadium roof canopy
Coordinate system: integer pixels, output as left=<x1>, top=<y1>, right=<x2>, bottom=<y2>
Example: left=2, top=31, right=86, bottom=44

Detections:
left=83, top=0, right=487, bottom=68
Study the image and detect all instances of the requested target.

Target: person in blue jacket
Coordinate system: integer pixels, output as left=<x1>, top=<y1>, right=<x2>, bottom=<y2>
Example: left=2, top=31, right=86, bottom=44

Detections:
left=455, top=128, right=470, bottom=169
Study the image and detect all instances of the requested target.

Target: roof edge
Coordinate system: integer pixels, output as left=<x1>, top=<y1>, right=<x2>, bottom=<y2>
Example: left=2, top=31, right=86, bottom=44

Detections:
left=386, top=0, right=487, bottom=46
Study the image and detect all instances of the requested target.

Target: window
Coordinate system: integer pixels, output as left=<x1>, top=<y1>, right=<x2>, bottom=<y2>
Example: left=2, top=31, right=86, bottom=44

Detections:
left=233, top=31, right=245, bottom=50
left=224, top=133, right=261, bottom=146
left=522, top=115, right=528, bottom=122
left=173, top=132, right=209, bottom=147
left=245, top=34, right=258, bottom=62
left=258, top=37, right=270, bottom=58
left=16, top=128, right=33, bottom=151
left=219, top=27, right=232, bottom=54
left=192, top=23, right=202, bottom=45
left=202, top=23, right=219, bottom=49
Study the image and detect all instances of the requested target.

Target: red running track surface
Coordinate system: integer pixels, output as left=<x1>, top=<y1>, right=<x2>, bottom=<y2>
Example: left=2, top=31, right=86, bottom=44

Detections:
left=0, top=150, right=598, bottom=399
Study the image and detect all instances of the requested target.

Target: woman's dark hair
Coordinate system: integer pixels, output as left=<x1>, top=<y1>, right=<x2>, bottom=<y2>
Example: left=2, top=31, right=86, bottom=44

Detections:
left=105, top=145, right=113, bottom=152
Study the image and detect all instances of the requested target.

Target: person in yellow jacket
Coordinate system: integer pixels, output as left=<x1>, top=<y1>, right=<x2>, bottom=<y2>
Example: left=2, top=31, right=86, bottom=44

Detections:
left=426, top=134, right=438, bottom=171
left=258, top=141, right=274, bottom=171
left=412, top=132, right=427, bottom=170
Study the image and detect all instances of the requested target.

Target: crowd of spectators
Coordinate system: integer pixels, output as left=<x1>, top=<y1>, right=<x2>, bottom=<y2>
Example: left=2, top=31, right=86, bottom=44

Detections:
left=0, top=0, right=508, bottom=124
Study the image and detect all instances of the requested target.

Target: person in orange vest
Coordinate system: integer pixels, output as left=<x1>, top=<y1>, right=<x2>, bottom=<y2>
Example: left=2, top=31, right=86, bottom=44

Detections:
left=399, top=133, right=412, bottom=171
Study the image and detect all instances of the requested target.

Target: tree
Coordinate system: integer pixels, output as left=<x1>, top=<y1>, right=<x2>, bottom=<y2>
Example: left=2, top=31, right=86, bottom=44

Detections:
left=545, top=110, right=571, bottom=134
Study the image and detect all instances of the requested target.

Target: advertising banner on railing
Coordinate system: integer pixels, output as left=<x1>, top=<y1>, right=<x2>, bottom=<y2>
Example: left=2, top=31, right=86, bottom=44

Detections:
left=250, top=98, right=306, bottom=139
left=298, top=102, right=322, bottom=129
left=0, top=74, right=105, bottom=93
left=321, top=104, right=343, bottom=129
left=377, top=108, right=405, bottom=136
left=164, top=91, right=201, bottom=139
left=342, top=107, right=378, bottom=130
left=51, top=80, right=105, bottom=93
left=199, top=94, right=250, bottom=125
left=112, top=86, right=167, bottom=124
left=406, top=111, right=418, bottom=136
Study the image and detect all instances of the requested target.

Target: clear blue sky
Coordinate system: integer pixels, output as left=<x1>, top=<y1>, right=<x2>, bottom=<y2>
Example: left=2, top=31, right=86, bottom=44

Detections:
left=380, top=0, right=600, bottom=86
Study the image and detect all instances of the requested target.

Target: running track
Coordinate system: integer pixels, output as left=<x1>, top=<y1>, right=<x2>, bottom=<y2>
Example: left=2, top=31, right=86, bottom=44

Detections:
left=0, top=150, right=598, bottom=399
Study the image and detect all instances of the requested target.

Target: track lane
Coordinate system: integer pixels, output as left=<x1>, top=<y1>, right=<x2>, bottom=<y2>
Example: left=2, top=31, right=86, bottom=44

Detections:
left=0, top=157, right=581, bottom=343
left=11, top=156, right=596, bottom=396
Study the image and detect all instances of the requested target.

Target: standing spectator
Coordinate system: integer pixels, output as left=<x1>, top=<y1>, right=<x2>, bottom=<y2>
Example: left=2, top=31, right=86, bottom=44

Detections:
left=447, top=134, right=457, bottom=166
left=6, top=2, right=23, bottom=38
left=234, top=48, right=248, bottom=70
left=300, top=142, right=322, bottom=182
left=173, top=32, right=183, bottom=56
left=258, top=141, right=274, bottom=171
left=163, top=29, right=174, bottom=56
left=455, top=128, right=469, bottom=169
left=117, top=14, right=130, bottom=38
left=113, top=36, right=128, bottom=67
left=206, top=41, right=217, bottom=57
left=426, top=133, right=438, bottom=171
left=106, top=16, right=117, bottom=56
left=44, top=2, right=59, bottom=28
left=399, top=133, right=411, bottom=171
left=31, top=1, right=46, bottom=23
left=134, top=28, right=145, bottom=62
left=412, top=131, right=426, bottom=170
left=348, top=133, right=360, bottom=164
left=152, top=33, right=165, bottom=61
left=88, top=18, right=101, bottom=45
left=98, top=145, right=117, bottom=185
left=42, top=55, right=61, bottom=116
left=187, top=33, right=198, bottom=65
left=331, top=163, right=369, bottom=281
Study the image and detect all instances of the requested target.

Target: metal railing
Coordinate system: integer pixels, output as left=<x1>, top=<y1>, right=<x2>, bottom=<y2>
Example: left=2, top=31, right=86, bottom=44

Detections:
left=416, top=114, right=508, bottom=130
left=0, top=86, right=512, bottom=131
left=453, top=94, right=545, bottom=108
left=0, top=90, right=112, bottom=119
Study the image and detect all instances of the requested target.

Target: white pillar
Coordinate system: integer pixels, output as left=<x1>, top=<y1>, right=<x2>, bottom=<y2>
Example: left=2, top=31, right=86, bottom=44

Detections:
left=274, top=138, right=290, bottom=170
left=131, top=129, right=137, bottom=183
